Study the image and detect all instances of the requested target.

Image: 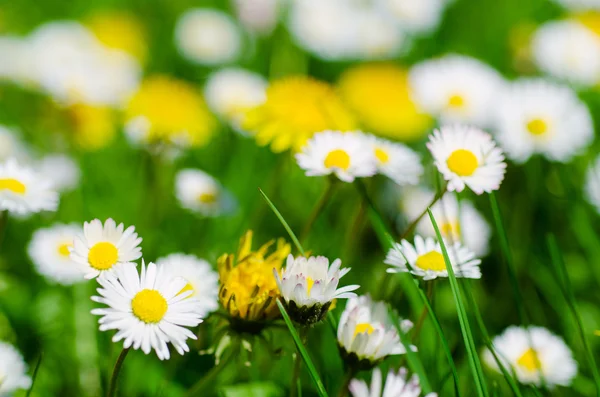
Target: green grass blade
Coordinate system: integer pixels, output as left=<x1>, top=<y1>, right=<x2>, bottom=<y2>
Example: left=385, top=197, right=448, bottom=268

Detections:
left=546, top=234, right=600, bottom=395
left=428, top=209, right=489, bottom=397
left=276, top=299, right=329, bottom=397
left=259, top=188, right=305, bottom=256
left=25, top=353, right=43, bottom=397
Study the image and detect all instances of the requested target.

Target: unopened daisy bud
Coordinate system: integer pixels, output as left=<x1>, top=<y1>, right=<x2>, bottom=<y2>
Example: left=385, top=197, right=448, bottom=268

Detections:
left=484, top=326, right=577, bottom=387
left=92, top=261, right=203, bottom=360
left=385, top=235, right=481, bottom=280
left=175, top=169, right=237, bottom=217
left=585, top=156, right=600, bottom=215
left=70, top=218, right=142, bottom=279
left=338, top=295, right=411, bottom=370
left=350, top=367, right=437, bottom=397
left=274, top=255, right=359, bottom=325
left=427, top=125, right=506, bottom=194
left=0, top=342, right=32, bottom=396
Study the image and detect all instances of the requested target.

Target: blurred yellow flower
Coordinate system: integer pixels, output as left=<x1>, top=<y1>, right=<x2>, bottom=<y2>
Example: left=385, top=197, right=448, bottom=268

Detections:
left=86, top=11, right=147, bottom=62
left=243, top=76, right=356, bottom=152
left=575, top=11, right=600, bottom=37
left=67, top=104, right=116, bottom=150
left=338, top=63, right=432, bottom=142
left=218, top=230, right=290, bottom=325
left=125, top=75, right=217, bottom=148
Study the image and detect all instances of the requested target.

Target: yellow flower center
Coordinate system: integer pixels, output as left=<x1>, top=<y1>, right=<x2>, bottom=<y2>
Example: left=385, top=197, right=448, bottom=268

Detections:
left=354, top=323, right=375, bottom=337
left=517, top=348, right=541, bottom=372
left=415, top=251, right=447, bottom=272
left=88, top=242, right=119, bottom=270
left=447, top=94, right=465, bottom=108
left=306, top=277, right=315, bottom=294
left=178, top=282, right=195, bottom=297
left=57, top=243, right=72, bottom=257
left=441, top=221, right=461, bottom=239
left=131, top=289, right=168, bottom=323
left=526, top=118, right=548, bottom=136
left=0, top=178, right=26, bottom=194
left=375, top=148, right=390, bottom=164
left=87, top=11, right=147, bottom=61
left=68, top=104, right=116, bottom=151
left=198, top=192, right=218, bottom=204
left=446, top=149, right=479, bottom=176
left=324, top=149, right=350, bottom=170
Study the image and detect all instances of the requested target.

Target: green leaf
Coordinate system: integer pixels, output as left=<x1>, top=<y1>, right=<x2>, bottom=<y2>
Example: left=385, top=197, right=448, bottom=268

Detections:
left=219, top=382, right=285, bottom=397
left=259, top=188, right=305, bottom=256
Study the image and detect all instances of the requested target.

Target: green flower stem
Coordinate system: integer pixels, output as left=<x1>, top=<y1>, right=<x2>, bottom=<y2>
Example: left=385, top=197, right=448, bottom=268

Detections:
left=0, top=210, right=9, bottom=252
left=184, top=344, right=237, bottom=397
left=106, top=347, right=130, bottom=397
left=399, top=185, right=447, bottom=241
left=290, top=327, right=309, bottom=397
left=411, top=280, right=436, bottom=343
left=336, top=367, right=357, bottom=397
left=300, top=177, right=337, bottom=244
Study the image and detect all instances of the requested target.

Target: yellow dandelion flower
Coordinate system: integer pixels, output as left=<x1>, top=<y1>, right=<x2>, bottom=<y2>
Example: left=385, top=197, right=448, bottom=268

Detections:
left=218, top=230, right=290, bottom=327
left=575, top=11, right=600, bottom=37
left=338, top=63, right=432, bottom=142
left=125, top=75, right=217, bottom=148
left=86, top=11, right=147, bottom=62
left=66, top=104, right=116, bottom=151
left=243, top=76, right=356, bottom=152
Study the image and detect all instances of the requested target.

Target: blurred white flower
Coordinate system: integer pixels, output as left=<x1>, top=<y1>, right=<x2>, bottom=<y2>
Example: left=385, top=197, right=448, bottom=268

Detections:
left=233, top=0, right=281, bottom=35
left=0, top=36, right=35, bottom=86
left=376, top=0, right=448, bottom=35
left=363, top=134, right=422, bottom=186
left=92, top=261, right=204, bottom=360
left=585, top=155, right=600, bottom=214
left=175, top=169, right=237, bottom=217
left=350, top=367, right=437, bottom=397
left=0, top=126, right=29, bottom=162
left=484, top=326, right=578, bottom=387
left=0, top=342, right=32, bottom=396
left=409, top=55, right=505, bottom=127
left=552, top=0, right=600, bottom=11
left=37, top=154, right=80, bottom=192
left=493, top=79, right=593, bottom=163
left=355, top=10, right=406, bottom=60
left=175, top=9, right=242, bottom=65
left=28, top=224, right=85, bottom=285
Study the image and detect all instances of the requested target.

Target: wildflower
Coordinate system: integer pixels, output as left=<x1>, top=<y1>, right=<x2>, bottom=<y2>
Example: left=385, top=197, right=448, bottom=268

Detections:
left=157, top=253, right=219, bottom=317
left=0, top=36, right=34, bottom=86
left=37, top=155, right=80, bottom=192
left=376, top=0, right=448, bottom=35
left=175, top=9, right=241, bottom=65
left=0, top=158, right=59, bottom=215
left=0, top=126, right=29, bottom=162
left=350, top=367, right=437, bottom=397
left=66, top=104, right=117, bottom=151
left=338, top=295, right=411, bottom=370
left=427, top=125, right=506, bottom=194
left=86, top=10, right=147, bottom=62
left=175, top=169, right=237, bottom=217
left=0, top=342, right=32, bottom=395
left=493, top=79, right=593, bottom=163
left=233, top=0, right=281, bottom=35
left=275, top=255, right=359, bottom=325
left=70, top=218, right=142, bottom=279
left=243, top=76, right=356, bottom=152
left=92, top=262, right=203, bottom=360
left=218, top=231, right=291, bottom=329
left=28, top=224, right=85, bottom=285
left=338, top=64, right=432, bottom=142
left=295, top=131, right=377, bottom=183
left=484, top=326, right=577, bottom=387
left=363, top=135, right=423, bottom=186
left=125, top=76, right=217, bottom=149
left=409, top=55, right=504, bottom=127
left=585, top=156, right=600, bottom=215
left=385, top=235, right=482, bottom=280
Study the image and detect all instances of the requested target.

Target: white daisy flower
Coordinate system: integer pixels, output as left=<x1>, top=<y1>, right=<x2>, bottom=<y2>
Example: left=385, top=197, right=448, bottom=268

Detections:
left=0, top=158, right=59, bottom=215
left=493, top=79, right=593, bottom=163
left=484, top=326, right=578, bottom=387
left=0, top=36, right=34, bottom=86
left=92, top=261, right=203, bottom=360
left=70, top=218, right=143, bottom=279
left=385, top=235, right=482, bottom=280
left=350, top=367, right=437, bottom=397
left=174, top=9, right=242, bottom=66
left=156, top=253, right=219, bottom=317
left=295, top=131, right=378, bottom=183
left=37, top=154, right=80, bottom=192
left=274, top=254, right=359, bottom=325
left=427, top=125, right=506, bottom=194
left=553, top=0, right=600, bottom=11
left=28, top=223, right=85, bottom=285
left=0, top=342, right=32, bottom=396
left=175, top=169, right=237, bottom=217
left=355, top=10, right=406, bottom=60
left=0, top=126, right=29, bottom=162
left=364, top=135, right=423, bottom=186
left=409, top=55, right=505, bottom=127
left=204, top=68, right=266, bottom=131
left=532, top=20, right=600, bottom=87
left=337, top=295, right=411, bottom=366
left=233, top=0, right=281, bottom=35
left=402, top=188, right=491, bottom=257
left=376, top=0, right=448, bottom=35
left=585, top=156, right=600, bottom=214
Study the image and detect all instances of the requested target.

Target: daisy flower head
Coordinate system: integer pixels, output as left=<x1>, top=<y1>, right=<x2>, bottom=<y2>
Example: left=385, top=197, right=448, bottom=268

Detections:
left=337, top=295, right=411, bottom=369
left=354, top=9, right=406, bottom=60
left=0, top=36, right=34, bottom=87
left=175, top=169, right=236, bottom=217
left=364, top=134, right=423, bottom=186
left=175, top=9, right=241, bottom=66
left=350, top=367, right=437, bottom=397
left=37, top=154, right=80, bottom=192
left=376, top=0, right=448, bottom=36
left=233, top=0, right=281, bottom=35
left=92, top=261, right=203, bottom=360
left=274, top=254, right=359, bottom=325
left=70, top=218, right=143, bottom=279
left=157, top=253, right=219, bottom=317
left=385, top=235, right=482, bottom=280
left=493, top=79, right=593, bottom=163
left=28, top=223, right=85, bottom=285
left=409, top=55, right=504, bottom=127
left=585, top=156, right=600, bottom=214
left=243, top=76, right=356, bottom=152
left=295, top=131, right=378, bottom=183
left=0, top=158, right=59, bottom=215
left=427, top=125, right=506, bottom=194
left=0, top=342, right=32, bottom=396
left=484, top=326, right=578, bottom=387
left=553, top=0, right=600, bottom=11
